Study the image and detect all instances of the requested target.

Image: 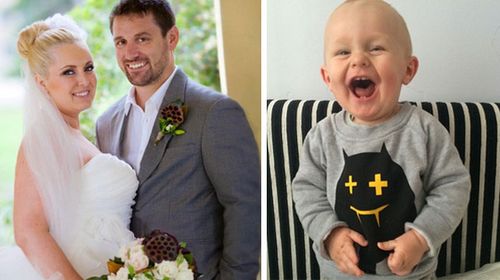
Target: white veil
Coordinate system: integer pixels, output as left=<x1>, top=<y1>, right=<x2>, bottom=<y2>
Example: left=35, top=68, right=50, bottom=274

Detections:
left=20, top=14, right=85, bottom=260
left=21, top=67, right=82, bottom=257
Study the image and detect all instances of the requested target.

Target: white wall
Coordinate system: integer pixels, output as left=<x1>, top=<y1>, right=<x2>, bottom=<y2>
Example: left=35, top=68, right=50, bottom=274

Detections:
left=267, top=0, right=500, bottom=102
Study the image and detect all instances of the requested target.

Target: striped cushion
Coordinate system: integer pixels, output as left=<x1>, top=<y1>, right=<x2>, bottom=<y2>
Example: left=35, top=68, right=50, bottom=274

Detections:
left=267, top=100, right=500, bottom=279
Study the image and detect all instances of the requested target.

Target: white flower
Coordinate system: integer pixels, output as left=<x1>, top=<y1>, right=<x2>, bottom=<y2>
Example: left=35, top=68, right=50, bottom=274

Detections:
left=129, top=245, right=145, bottom=258
left=127, top=252, right=149, bottom=271
left=97, top=236, right=196, bottom=280
left=129, top=240, right=145, bottom=255
left=155, top=260, right=179, bottom=278
left=108, top=267, right=129, bottom=280
left=122, top=239, right=149, bottom=271
left=178, top=258, right=189, bottom=271
left=133, top=237, right=145, bottom=246
left=132, top=274, right=150, bottom=280
left=176, top=268, right=194, bottom=280
left=176, top=259, right=194, bottom=280
left=120, top=238, right=144, bottom=261
left=118, top=245, right=128, bottom=261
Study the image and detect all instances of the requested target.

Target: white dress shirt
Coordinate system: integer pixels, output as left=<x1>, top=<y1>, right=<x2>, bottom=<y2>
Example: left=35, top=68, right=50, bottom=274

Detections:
left=122, top=67, right=178, bottom=172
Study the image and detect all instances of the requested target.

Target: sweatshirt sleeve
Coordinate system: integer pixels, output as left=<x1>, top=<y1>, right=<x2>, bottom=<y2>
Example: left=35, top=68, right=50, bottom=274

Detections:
left=292, top=125, right=347, bottom=258
left=406, top=119, right=471, bottom=256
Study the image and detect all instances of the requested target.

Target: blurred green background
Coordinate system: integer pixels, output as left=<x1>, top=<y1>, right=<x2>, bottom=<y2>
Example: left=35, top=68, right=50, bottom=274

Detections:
left=0, top=0, right=219, bottom=245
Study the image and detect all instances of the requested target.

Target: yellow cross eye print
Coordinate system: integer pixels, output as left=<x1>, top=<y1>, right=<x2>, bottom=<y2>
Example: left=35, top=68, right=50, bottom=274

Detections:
left=345, top=175, right=357, bottom=194
left=369, top=173, right=388, bottom=196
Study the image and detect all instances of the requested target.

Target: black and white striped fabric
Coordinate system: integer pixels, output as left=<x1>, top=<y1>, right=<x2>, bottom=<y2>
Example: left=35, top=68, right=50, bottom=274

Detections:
left=267, top=100, right=500, bottom=279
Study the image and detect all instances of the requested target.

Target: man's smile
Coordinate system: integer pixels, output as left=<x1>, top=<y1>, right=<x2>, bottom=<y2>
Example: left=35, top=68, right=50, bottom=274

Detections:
left=126, top=60, right=148, bottom=70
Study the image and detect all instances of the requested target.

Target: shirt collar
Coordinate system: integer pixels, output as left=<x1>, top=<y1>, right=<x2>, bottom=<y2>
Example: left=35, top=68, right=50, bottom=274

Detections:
left=123, top=66, right=178, bottom=115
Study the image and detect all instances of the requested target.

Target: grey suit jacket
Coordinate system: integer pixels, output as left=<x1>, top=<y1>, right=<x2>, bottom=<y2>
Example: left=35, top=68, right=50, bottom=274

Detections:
left=96, top=69, right=260, bottom=279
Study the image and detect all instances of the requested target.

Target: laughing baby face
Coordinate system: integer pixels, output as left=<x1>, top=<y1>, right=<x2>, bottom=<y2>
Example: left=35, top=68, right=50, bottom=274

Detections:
left=320, top=0, right=418, bottom=125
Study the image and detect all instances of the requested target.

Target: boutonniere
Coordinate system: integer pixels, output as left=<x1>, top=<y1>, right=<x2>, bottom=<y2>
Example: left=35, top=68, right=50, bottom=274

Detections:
left=154, top=99, right=188, bottom=145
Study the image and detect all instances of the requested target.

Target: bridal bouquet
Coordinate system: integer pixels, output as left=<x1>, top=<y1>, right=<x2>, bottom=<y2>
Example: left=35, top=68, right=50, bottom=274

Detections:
left=87, top=230, right=200, bottom=280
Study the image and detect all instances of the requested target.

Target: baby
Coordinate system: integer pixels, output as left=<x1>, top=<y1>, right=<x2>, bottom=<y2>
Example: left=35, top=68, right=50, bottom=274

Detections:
left=292, top=0, right=471, bottom=279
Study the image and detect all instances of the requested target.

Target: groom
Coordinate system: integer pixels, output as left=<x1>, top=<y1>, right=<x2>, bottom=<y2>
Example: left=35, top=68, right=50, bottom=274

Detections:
left=95, top=0, right=260, bottom=279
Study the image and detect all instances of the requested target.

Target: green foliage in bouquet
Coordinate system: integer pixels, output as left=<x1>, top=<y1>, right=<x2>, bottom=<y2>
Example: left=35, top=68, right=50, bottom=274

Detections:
left=69, top=0, right=220, bottom=143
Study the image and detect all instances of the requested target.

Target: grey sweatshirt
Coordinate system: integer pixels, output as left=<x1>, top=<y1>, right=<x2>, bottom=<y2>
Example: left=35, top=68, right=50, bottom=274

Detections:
left=292, top=103, right=471, bottom=279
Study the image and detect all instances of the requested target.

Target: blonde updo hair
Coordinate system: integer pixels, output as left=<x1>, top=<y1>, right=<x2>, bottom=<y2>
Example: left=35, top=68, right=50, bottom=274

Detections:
left=17, top=13, right=88, bottom=77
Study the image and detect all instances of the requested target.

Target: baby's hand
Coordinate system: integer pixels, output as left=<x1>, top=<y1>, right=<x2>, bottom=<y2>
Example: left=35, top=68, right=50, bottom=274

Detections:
left=326, top=227, right=368, bottom=277
left=377, top=229, right=429, bottom=276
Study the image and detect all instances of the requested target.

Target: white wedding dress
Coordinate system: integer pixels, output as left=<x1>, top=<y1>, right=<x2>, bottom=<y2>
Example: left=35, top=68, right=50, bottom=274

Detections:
left=0, top=153, right=138, bottom=279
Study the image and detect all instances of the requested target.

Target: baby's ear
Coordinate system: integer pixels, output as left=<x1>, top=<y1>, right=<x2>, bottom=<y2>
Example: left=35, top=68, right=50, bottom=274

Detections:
left=402, top=56, right=419, bottom=85
left=320, top=65, right=333, bottom=90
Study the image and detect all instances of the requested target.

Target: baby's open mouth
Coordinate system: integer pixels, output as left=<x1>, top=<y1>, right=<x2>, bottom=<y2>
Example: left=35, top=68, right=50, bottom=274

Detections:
left=350, top=77, right=375, bottom=98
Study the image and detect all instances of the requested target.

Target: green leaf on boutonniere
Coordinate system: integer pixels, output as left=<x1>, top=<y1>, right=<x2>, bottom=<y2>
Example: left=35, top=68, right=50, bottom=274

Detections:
left=154, top=100, right=188, bottom=145
left=174, top=129, right=185, bottom=135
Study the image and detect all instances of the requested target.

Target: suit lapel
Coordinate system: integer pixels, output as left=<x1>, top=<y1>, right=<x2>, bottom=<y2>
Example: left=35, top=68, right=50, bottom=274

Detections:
left=114, top=112, right=128, bottom=158
left=138, top=69, right=188, bottom=184
left=112, top=103, right=129, bottom=158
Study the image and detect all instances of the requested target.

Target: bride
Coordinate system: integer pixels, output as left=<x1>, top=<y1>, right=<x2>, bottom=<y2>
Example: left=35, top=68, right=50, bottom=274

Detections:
left=0, top=14, right=138, bottom=279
